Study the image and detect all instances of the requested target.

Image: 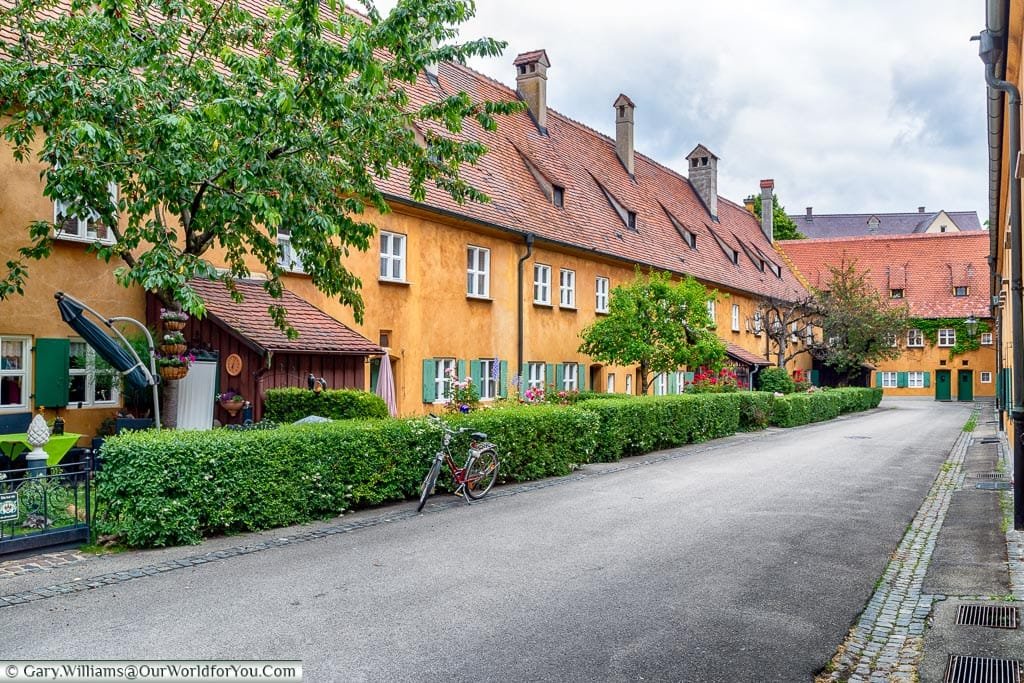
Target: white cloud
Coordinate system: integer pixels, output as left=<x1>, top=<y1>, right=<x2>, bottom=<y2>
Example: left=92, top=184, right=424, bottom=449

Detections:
left=375, top=0, right=990, bottom=218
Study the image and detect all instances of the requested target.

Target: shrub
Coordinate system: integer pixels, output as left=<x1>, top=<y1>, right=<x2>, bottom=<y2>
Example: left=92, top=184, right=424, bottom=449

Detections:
left=757, top=366, right=795, bottom=394
left=738, top=392, right=775, bottom=430
left=687, top=368, right=740, bottom=393
left=769, top=387, right=879, bottom=427
left=263, top=388, right=389, bottom=422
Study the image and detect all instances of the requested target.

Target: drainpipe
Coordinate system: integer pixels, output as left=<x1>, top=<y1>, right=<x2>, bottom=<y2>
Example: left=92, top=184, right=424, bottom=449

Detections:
left=517, top=233, right=535, bottom=383
left=977, top=23, right=1023, bottom=530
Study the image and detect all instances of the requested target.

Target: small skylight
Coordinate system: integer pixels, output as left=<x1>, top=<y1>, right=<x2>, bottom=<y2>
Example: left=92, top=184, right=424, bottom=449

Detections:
left=553, top=186, right=565, bottom=208
left=890, top=288, right=904, bottom=299
left=953, top=286, right=968, bottom=297
left=627, top=211, right=637, bottom=231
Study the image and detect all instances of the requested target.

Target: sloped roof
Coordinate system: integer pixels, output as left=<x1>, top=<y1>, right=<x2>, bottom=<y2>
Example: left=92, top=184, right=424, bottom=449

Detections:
left=190, top=279, right=382, bottom=355
left=788, top=210, right=983, bottom=239
left=726, top=342, right=770, bottom=367
left=776, top=232, right=991, bottom=319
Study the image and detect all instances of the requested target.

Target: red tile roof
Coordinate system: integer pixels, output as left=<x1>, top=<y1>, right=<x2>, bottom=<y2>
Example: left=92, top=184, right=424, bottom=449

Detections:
left=776, top=233, right=991, bottom=319
left=190, top=279, right=382, bottom=355
left=726, top=342, right=770, bottom=367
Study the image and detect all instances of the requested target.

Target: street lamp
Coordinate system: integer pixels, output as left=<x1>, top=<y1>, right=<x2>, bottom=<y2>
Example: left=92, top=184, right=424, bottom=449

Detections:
left=964, top=315, right=978, bottom=337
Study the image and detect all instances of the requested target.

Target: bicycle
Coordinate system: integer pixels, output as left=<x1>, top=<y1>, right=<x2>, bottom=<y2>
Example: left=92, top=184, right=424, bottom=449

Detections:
left=417, top=414, right=500, bottom=512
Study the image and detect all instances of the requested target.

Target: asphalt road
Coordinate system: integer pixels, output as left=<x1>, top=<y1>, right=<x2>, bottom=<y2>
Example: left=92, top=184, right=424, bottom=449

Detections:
left=2, top=398, right=972, bottom=682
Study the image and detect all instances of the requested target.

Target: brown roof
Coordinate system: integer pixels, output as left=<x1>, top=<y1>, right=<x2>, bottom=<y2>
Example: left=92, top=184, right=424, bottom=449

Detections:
left=726, top=342, right=770, bottom=367
left=190, top=279, right=382, bottom=355
left=776, top=232, right=991, bottom=319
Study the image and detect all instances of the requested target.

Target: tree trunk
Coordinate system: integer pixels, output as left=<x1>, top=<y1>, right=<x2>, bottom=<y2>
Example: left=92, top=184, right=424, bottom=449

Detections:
left=639, top=362, right=650, bottom=395
left=160, top=376, right=180, bottom=428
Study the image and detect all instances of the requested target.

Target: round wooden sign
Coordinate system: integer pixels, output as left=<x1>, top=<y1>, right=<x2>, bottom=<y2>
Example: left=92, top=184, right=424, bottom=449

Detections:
left=225, top=353, right=243, bottom=377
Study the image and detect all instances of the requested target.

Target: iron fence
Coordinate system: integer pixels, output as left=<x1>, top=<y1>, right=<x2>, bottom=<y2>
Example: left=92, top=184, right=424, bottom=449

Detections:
left=0, top=455, right=92, bottom=556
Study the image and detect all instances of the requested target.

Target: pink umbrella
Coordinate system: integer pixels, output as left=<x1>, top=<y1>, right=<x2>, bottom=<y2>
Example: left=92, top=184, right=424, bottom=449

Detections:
left=375, top=354, right=398, bottom=417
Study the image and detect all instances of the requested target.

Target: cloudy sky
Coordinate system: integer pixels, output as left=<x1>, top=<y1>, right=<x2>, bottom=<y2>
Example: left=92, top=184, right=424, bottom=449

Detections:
left=378, top=0, right=989, bottom=220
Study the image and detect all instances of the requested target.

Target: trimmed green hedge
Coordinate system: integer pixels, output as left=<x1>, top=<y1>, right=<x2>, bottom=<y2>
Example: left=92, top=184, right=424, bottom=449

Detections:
left=263, top=388, right=389, bottom=422
left=97, top=388, right=881, bottom=548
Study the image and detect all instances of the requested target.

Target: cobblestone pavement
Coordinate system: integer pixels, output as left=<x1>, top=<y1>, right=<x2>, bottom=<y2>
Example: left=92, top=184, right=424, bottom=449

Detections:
left=0, top=550, right=89, bottom=579
left=818, top=425, right=972, bottom=682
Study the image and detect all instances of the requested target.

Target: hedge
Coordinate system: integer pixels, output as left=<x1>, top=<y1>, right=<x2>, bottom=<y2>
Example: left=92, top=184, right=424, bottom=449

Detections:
left=263, top=388, right=389, bottom=422
left=97, top=388, right=881, bottom=548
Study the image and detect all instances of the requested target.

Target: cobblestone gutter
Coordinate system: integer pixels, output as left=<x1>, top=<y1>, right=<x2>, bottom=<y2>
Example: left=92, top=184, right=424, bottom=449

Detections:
left=817, top=427, right=972, bottom=682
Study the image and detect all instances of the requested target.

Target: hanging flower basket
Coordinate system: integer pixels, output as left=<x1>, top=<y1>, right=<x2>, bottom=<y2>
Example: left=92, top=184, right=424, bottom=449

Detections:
left=219, top=399, right=245, bottom=417
left=160, top=308, right=189, bottom=332
left=159, top=365, right=188, bottom=381
left=159, top=343, right=187, bottom=355
left=163, top=320, right=186, bottom=332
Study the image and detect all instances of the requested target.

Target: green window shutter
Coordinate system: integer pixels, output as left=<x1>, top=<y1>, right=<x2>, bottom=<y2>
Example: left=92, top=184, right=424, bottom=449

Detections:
left=897, top=372, right=908, bottom=388
left=809, top=369, right=819, bottom=387
left=668, top=372, right=678, bottom=394
left=684, top=371, right=695, bottom=384
left=923, top=372, right=931, bottom=388
left=546, top=364, right=555, bottom=389
left=457, top=359, right=467, bottom=383
left=471, top=360, right=483, bottom=392
left=520, top=365, right=528, bottom=391
left=875, top=371, right=883, bottom=388
left=34, top=338, right=70, bottom=409
left=578, top=363, right=586, bottom=391
left=370, top=359, right=380, bottom=393
left=421, top=359, right=436, bottom=403
left=555, top=364, right=565, bottom=390
left=499, top=361, right=508, bottom=398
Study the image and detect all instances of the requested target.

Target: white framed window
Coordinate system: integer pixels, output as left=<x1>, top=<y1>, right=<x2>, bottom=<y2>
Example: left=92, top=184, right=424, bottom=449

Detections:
left=881, top=372, right=898, bottom=388
left=706, top=300, right=716, bottom=323
left=938, top=328, right=956, bottom=347
left=606, top=373, right=615, bottom=393
left=479, top=359, right=498, bottom=399
left=68, top=340, right=119, bottom=407
left=804, top=324, right=814, bottom=343
left=527, top=362, right=546, bottom=390
left=562, top=363, right=578, bottom=391
left=883, top=333, right=898, bottom=348
left=595, top=276, right=610, bottom=313
left=953, top=286, right=968, bottom=297
left=675, top=371, right=686, bottom=394
left=731, top=305, right=740, bottom=332
left=981, top=371, right=993, bottom=383
left=791, top=322, right=800, bottom=342
left=379, top=231, right=407, bottom=282
left=981, top=332, right=993, bottom=345
left=467, top=246, right=490, bottom=298
left=277, top=229, right=305, bottom=273
left=0, top=336, right=30, bottom=410
left=654, top=372, right=668, bottom=396
left=908, top=371, right=925, bottom=389
left=434, top=358, right=456, bottom=403
left=53, top=181, right=118, bottom=245
left=907, top=329, right=924, bottom=348
left=625, top=374, right=633, bottom=395
left=533, top=264, right=551, bottom=304
left=559, top=269, right=576, bottom=308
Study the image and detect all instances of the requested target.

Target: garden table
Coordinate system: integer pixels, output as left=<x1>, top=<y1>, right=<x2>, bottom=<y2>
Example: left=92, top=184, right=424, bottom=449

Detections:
left=0, top=433, right=83, bottom=467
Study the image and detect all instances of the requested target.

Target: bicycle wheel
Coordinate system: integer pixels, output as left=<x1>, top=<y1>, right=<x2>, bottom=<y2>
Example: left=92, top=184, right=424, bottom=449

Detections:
left=417, top=459, right=442, bottom=512
left=462, top=449, right=499, bottom=501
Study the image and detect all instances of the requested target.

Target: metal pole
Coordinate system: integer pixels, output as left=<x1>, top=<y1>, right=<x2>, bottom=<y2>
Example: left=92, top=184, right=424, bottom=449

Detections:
left=109, top=317, right=161, bottom=430
left=981, top=37, right=1023, bottom=529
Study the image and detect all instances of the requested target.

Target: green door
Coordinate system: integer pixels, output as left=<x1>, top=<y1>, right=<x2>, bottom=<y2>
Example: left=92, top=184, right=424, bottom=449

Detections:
left=935, top=370, right=951, bottom=401
left=957, top=370, right=973, bottom=402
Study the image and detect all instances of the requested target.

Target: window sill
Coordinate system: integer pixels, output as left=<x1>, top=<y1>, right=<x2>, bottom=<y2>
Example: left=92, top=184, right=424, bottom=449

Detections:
left=533, top=301, right=553, bottom=308
left=53, top=233, right=116, bottom=247
left=559, top=305, right=578, bottom=312
left=379, top=278, right=410, bottom=286
left=466, top=294, right=493, bottom=302
left=279, top=267, right=308, bottom=276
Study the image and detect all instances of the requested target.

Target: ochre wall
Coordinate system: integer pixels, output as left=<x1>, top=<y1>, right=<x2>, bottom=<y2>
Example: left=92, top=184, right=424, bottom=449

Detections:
left=872, top=341, right=996, bottom=398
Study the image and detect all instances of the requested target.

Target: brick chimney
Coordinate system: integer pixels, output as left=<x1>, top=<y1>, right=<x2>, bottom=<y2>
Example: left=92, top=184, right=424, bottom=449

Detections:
left=686, top=144, right=719, bottom=220
left=918, top=206, right=926, bottom=213
left=514, top=50, right=551, bottom=133
left=806, top=206, right=813, bottom=221
left=760, top=179, right=775, bottom=242
left=613, top=94, right=635, bottom=176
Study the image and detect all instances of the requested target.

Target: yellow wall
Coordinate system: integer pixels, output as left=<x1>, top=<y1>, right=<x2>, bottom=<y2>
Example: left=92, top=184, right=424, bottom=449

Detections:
left=871, top=339, right=996, bottom=398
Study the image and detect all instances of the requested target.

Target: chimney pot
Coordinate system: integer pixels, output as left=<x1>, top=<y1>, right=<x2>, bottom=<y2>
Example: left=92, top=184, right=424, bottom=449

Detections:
left=613, top=94, right=635, bottom=176
left=760, top=179, right=774, bottom=242
left=686, top=144, right=719, bottom=220
left=806, top=206, right=813, bottom=221
left=514, top=50, right=551, bottom=133
left=918, top=206, right=926, bottom=213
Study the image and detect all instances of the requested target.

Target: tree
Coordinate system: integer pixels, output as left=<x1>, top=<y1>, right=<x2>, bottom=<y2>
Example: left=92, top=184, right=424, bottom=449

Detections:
left=752, top=192, right=804, bottom=241
left=578, top=270, right=725, bottom=394
left=814, top=259, right=910, bottom=384
left=0, top=0, right=521, bottom=330
left=754, top=293, right=820, bottom=368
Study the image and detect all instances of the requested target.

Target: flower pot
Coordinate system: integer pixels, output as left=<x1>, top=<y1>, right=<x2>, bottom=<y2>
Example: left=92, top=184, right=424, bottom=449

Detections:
left=219, top=399, right=244, bottom=417
left=163, top=320, right=186, bottom=332
left=159, top=365, right=188, bottom=381
left=159, top=343, right=186, bottom=355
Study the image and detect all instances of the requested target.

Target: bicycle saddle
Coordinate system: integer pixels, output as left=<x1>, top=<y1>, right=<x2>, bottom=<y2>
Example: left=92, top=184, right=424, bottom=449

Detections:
left=471, top=431, right=487, bottom=441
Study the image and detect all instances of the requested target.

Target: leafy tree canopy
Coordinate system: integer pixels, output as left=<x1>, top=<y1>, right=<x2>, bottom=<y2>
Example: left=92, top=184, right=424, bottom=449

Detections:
left=751, top=192, right=804, bottom=241
left=815, top=259, right=909, bottom=381
left=0, top=0, right=521, bottom=332
left=578, top=270, right=726, bottom=393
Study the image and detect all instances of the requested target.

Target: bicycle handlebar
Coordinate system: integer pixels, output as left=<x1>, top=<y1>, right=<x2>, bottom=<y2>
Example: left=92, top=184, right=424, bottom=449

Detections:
left=426, top=413, right=472, bottom=434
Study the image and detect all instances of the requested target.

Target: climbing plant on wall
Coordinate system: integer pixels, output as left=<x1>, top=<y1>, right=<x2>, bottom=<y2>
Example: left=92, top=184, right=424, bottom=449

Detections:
left=908, top=318, right=989, bottom=359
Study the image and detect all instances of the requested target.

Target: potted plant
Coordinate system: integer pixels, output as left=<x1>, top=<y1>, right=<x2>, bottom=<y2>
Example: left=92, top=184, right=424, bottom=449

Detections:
left=157, top=353, right=195, bottom=381
left=218, top=390, right=246, bottom=417
left=160, top=307, right=189, bottom=332
left=159, top=330, right=187, bottom=355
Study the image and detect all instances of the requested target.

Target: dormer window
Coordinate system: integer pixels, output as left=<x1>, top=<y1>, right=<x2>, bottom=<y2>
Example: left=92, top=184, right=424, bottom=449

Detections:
left=953, top=286, right=968, bottom=297
left=890, top=288, right=904, bottom=299
left=627, top=211, right=637, bottom=231
left=553, top=186, right=565, bottom=208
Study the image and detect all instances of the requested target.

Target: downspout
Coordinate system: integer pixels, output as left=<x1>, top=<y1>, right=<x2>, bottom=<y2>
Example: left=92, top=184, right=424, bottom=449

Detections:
left=517, top=233, right=535, bottom=384
left=977, top=18, right=1023, bottom=530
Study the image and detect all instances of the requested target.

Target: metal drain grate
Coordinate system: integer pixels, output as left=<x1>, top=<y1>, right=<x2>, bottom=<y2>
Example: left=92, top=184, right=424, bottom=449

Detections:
left=944, top=655, right=1021, bottom=683
left=976, top=482, right=1013, bottom=490
left=845, top=435, right=871, bottom=440
left=955, top=604, right=1019, bottom=629
left=980, top=437, right=1001, bottom=444
left=967, top=472, right=1010, bottom=480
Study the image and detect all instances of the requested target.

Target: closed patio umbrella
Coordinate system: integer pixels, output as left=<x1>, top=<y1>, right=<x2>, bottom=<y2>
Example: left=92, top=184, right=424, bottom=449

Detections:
left=375, top=354, right=398, bottom=417
left=56, top=293, right=150, bottom=391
